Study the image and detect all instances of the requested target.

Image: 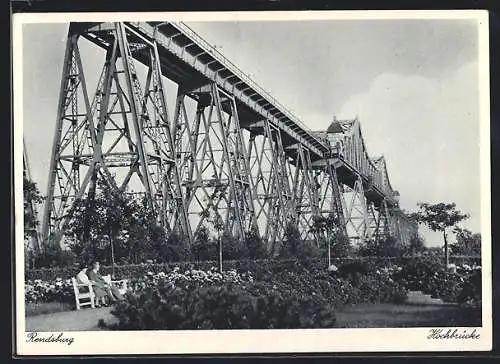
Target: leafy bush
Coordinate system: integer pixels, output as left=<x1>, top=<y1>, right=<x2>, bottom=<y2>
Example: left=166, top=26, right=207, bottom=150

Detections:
left=103, top=258, right=411, bottom=330
left=190, top=226, right=218, bottom=261
left=405, top=234, right=427, bottom=256
left=25, top=278, right=75, bottom=305
left=337, top=260, right=372, bottom=282
left=308, top=263, right=408, bottom=306
left=106, top=280, right=337, bottom=330
left=394, top=256, right=482, bottom=304
left=358, top=236, right=404, bottom=258
left=393, top=255, right=443, bottom=291
left=278, top=224, right=320, bottom=260
left=244, top=229, right=267, bottom=259
left=425, top=266, right=482, bottom=304
left=32, top=245, right=77, bottom=268
left=221, top=234, right=249, bottom=261
left=328, top=233, right=352, bottom=258
left=458, top=269, right=482, bottom=305
left=190, top=240, right=219, bottom=262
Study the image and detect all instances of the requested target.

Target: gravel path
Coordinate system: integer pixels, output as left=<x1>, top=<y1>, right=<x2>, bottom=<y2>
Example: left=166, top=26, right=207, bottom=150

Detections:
left=25, top=302, right=480, bottom=331
left=25, top=307, right=117, bottom=332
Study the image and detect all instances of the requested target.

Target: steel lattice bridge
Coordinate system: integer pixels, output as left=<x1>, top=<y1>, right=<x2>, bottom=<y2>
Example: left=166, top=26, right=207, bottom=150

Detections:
left=39, top=21, right=418, bottom=252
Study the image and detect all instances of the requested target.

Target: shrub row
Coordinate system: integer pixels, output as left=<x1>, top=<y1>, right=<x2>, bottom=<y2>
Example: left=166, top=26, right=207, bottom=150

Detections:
left=24, top=256, right=404, bottom=281
left=25, top=254, right=480, bottom=282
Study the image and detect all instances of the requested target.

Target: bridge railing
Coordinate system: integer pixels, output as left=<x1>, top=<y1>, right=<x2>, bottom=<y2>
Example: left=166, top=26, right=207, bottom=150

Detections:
left=172, top=21, right=326, bottom=149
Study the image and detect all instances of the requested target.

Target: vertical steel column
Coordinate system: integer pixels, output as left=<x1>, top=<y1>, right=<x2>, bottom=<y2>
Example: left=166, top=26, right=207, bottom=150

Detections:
left=42, top=27, right=99, bottom=247
left=376, top=199, right=393, bottom=242
left=42, top=23, right=190, bottom=248
left=365, top=202, right=378, bottom=242
left=247, top=119, right=295, bottom=251
left=315, top=160, right=348, bottom=240
left=343, top=175, right=369, bottom=245
left=288, top=143, right=321, bottom=241
left=173, top=83, right=256, bottom=240
left=23, top=138, right=41, bottom=253
left=142, top=39, right=192, bottom=239
left=115, top=23, right=155, bottom=204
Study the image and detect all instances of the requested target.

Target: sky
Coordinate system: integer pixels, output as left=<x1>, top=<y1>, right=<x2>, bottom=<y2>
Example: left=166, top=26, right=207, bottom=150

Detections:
left=21, top=17, right=484, bottom=247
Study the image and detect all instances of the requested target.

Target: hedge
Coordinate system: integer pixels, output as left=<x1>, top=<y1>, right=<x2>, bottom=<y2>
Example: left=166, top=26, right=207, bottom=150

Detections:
left=24, top=257, right=393, bottom=281
left=24, top=255, right=480, bottom=282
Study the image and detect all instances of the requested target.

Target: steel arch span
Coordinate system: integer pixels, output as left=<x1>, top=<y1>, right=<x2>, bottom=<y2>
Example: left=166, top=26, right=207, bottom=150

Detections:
left=39, top=21, right=418, bottom=253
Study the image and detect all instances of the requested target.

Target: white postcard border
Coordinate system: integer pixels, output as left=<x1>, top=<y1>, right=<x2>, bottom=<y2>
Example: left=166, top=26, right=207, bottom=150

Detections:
left=14, top=10, right=492, bottom=355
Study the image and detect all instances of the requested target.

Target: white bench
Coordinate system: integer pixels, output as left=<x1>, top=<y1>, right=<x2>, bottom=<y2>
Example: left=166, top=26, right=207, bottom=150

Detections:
left=72, top=276, right=129, bottom=310
left=71, top=277, right=95, bottom=310
left=102, top=275, right=129, bottom=296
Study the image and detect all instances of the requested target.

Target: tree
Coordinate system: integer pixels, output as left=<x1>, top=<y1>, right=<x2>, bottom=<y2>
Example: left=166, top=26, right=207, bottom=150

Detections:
left=161, top=231, right=191, bottom=262
left=23, top=176, right=43, bottom=239
left=279, top=222, right=320, bottom=261
left=244, top=228, right=267, bottom=259
left=357, top=238, right=378, bottom=257
left=327, top=231, right=352, bottom=258
left=65, top=181, right=131, bottom=265
left=65, top=179, right=168, bottom=267
left=411, top=202, right=469, bottom=266
left=357, top=235, right=403, bottom=257
left=281, top=222, right=301, bottom=258
left=310, top=213, right=349, bottom=265
left=451, top=228, right=481, bottom=256
left=32, top=244, right=76, bottom=268
left=204, top=207, right=224, bottom=271
left=190, top=225, right=218, bottom=261
left=379, top=235, right=404, bottom=257
left=406, top=234, right=427, bottom=256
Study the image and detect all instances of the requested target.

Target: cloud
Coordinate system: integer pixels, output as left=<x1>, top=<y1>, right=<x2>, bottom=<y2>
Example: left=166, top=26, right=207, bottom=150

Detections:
left=336, top=61, right=481, bottom=246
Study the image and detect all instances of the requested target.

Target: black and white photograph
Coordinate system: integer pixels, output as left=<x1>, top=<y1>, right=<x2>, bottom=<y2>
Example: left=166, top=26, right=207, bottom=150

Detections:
left=15, top=10, right=491, bottom=355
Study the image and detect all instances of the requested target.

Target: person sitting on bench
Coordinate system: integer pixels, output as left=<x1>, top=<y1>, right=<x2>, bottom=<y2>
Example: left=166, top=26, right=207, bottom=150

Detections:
left=75, top=263, right=107, bottom=307
left=86, top=261, right=124, bottom=306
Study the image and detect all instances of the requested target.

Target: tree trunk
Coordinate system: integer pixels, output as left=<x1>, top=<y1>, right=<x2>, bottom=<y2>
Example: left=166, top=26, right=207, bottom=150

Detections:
left=109, top=231, right=115, bottom=278
left=443, top=229, right=449, bottom=267
left=328, top=239, right=331, bottom=268
left=218, top=235, right=223, bottom=273
left=82, top=167, right=98, bottom=246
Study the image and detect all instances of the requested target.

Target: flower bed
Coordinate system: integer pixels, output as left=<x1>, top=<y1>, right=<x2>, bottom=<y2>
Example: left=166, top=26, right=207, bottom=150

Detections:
left=103, top=260, right=411, bottom=330
left=25, top=278, right=75, bottom=304
left=126, top=267, right=253, bottom=293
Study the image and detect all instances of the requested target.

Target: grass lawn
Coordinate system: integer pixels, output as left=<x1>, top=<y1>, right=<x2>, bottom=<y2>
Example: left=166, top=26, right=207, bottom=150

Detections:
left=25, top=302, right=74, bottom=317
left=335, top=303, right=482, bottom=328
